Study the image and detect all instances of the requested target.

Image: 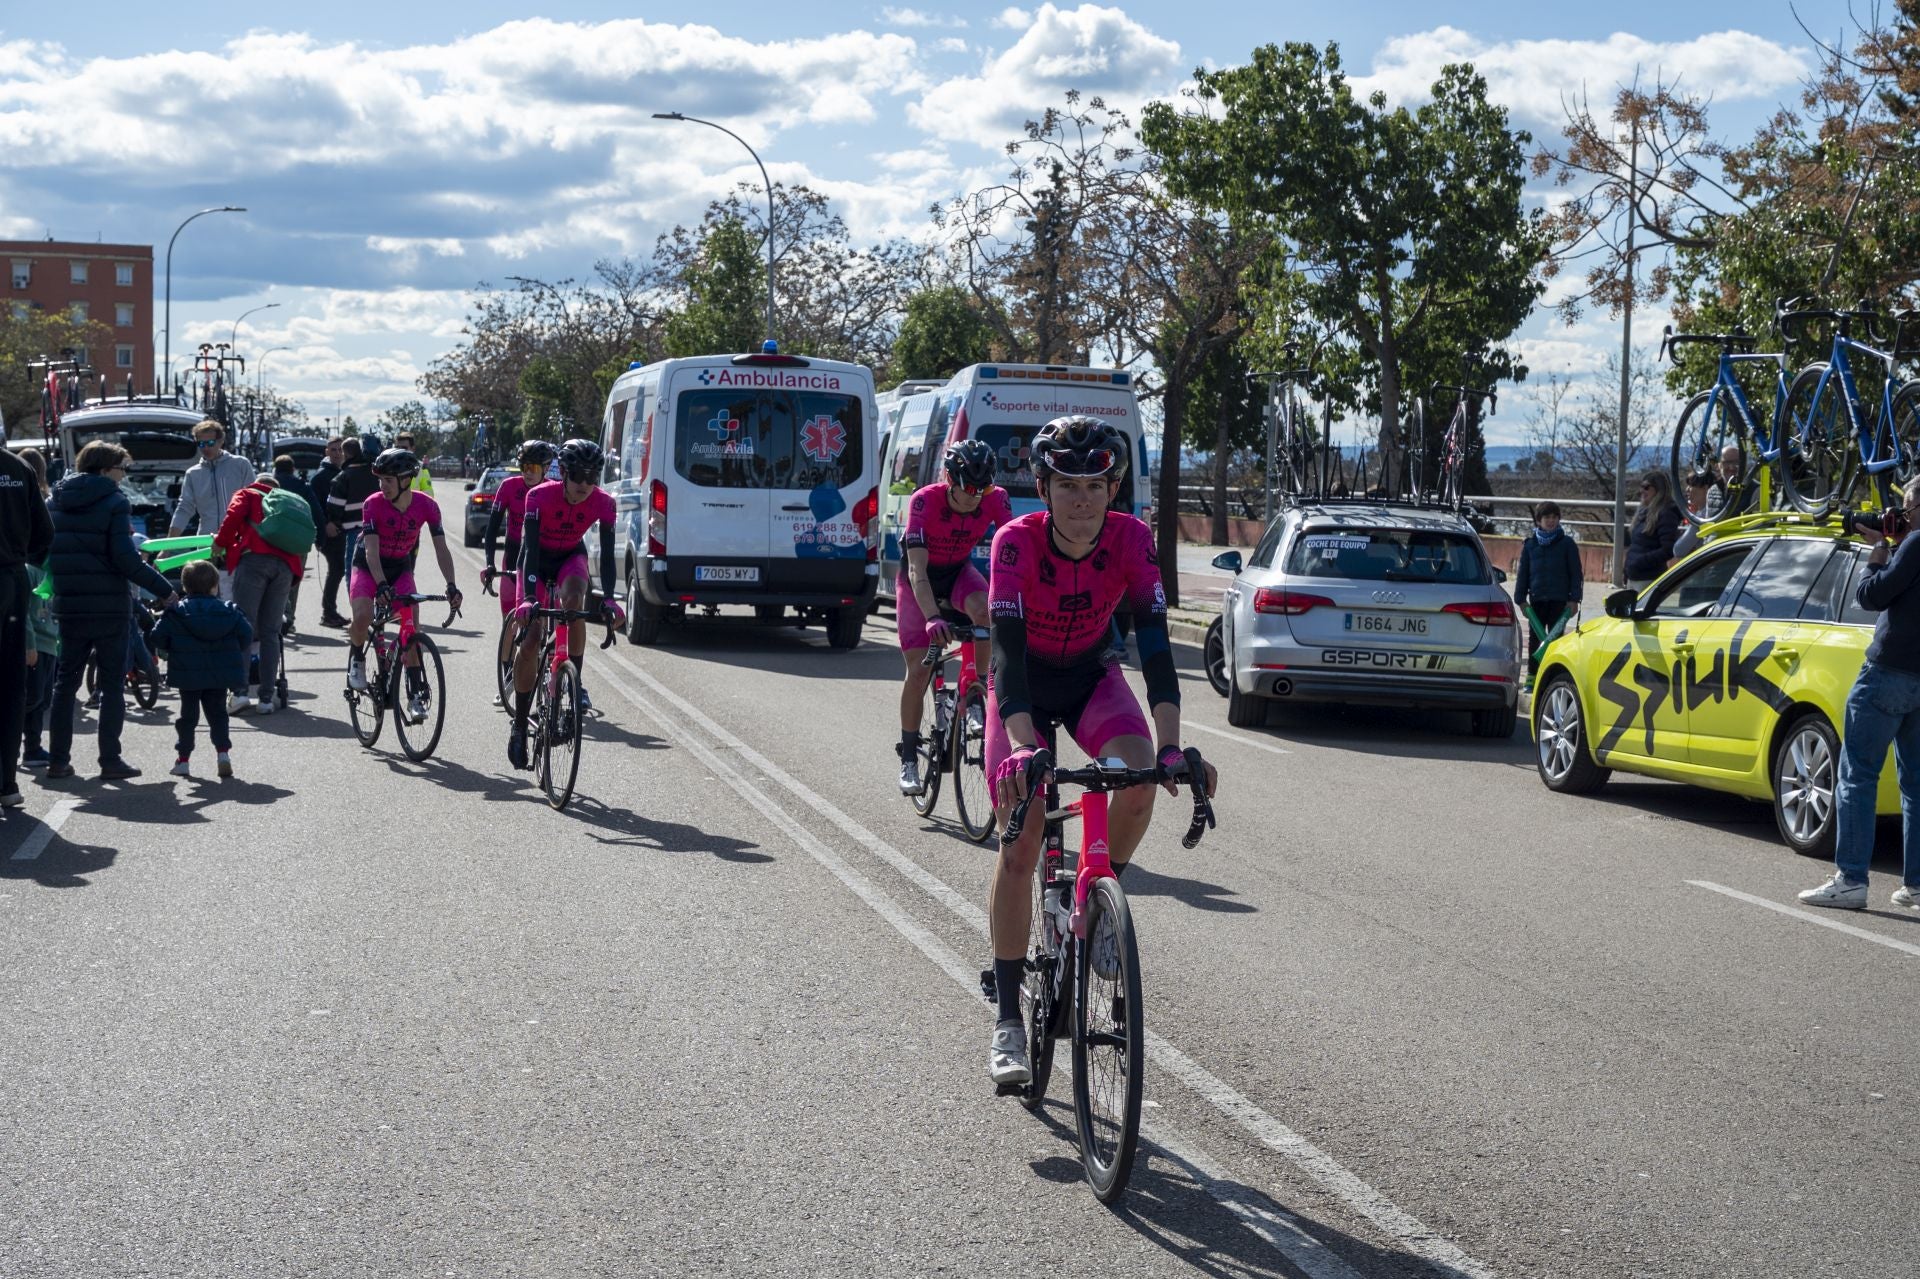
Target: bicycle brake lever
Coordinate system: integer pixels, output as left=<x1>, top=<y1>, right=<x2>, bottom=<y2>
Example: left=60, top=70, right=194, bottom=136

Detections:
left=600, top=625, right=617, bottom=650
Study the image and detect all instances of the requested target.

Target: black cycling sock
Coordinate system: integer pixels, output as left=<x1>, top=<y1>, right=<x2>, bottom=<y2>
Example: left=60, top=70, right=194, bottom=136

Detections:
left=350, top=642, right=365, bottom=660
left=994, top=956, right=1024, bottom=1023
left=898, top=731, right=921, bottom=760
left=512, top=690, right=530, bottom=731
left=1112, top=862, right=1129, bottom=880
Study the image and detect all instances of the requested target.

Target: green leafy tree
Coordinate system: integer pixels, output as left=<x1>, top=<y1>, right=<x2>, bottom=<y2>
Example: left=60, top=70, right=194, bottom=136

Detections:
left=1143, top=43, right=1546, bottom=481
left=892, top=286, right=994, bottom=381
left=0, top=308, right=113, bottom=441
left=663, top=218, right=766, bottom=358
left=1185, top=337, right=1263, bottom=542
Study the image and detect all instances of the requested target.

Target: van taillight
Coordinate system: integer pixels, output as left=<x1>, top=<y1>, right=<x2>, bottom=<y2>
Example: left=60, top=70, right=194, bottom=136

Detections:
left=647, top=480, right=667, bottom=557
left=852, top=486, right=880, bottom=563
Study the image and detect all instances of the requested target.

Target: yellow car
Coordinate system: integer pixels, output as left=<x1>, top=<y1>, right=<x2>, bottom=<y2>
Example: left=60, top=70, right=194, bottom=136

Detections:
left=1531, top=520, right=1900, bottom=857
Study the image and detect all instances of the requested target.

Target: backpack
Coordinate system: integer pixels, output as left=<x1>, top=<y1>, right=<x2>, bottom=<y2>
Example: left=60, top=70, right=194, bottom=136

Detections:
left=256, top=487, right=317, bottom=556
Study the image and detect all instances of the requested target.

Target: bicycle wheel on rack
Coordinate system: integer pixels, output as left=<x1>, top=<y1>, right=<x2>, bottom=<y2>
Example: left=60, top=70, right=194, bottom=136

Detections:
left=539, top=660, right=583, bottom=810
left=345, top=649, right=385, bottom=748
left=1073, top=875, right=1144, bottom=1204
left=1888, top=382, right=1920, bottom=498
left=495, top=614, right=519, bottom=710
left=393, top=633, right=446, bottom=762
left=910, top=691, right=944, bottom=818
left=1779, top=364, right=1851, bottom=515
left=1668, top=390, right=1740, bottom=525
left=951, top=683, right=995, bottom=842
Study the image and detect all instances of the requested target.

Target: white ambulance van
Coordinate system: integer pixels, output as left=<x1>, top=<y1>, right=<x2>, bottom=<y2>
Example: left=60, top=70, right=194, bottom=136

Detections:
left=875, top=363, right=1150, bottom=603
left=592, top=347, right=881, bottom=648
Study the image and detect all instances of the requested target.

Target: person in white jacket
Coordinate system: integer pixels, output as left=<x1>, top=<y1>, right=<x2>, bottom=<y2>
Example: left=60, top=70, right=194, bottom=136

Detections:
left=169, top=420, right=256, bottom=600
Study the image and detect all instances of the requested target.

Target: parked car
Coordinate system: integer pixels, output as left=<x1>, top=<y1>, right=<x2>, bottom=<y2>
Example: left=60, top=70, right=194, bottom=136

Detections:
left=1532, top=525, right=1900, bottom=857
left=1213, top=499, right=1522, bottom=736
left=463, top=467, right=510, bottom=548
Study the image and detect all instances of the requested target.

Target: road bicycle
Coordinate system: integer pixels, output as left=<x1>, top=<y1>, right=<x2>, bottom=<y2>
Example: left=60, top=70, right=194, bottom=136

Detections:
left=1774, top=298, right=1920, bottom=516
left=1426, top=383, right=1497, bottom=509
left=514, top=593, right=618, bottom=811
left=993, top=747, right=1215, bottom=1203
left=344, top=592, right=456, bottom=761
left=1661, top=325, right=1794, bottom=524
left=912, top=622, right=994, bottom=842
left=84, top=642, right=161, bottom=712
left=479, top=569, right=518, bottom=710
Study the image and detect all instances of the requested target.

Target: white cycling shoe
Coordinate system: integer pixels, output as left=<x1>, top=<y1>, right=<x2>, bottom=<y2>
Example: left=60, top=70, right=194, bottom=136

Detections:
left=989, top=1019, right=1031, bottom=1086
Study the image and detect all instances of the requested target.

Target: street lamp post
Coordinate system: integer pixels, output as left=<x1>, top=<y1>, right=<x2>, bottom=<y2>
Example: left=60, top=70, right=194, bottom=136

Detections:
left=230, top=301, right=281, bottom=351
left=652, top=112, right=777, bottom=347
left=257, top=345, right=292, bottom=458
left=163, top=205, right=245, bottom=393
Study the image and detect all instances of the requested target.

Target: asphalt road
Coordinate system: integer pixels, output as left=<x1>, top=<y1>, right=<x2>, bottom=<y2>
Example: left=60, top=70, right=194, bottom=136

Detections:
left=4, top=542, right=1916, bottom=1279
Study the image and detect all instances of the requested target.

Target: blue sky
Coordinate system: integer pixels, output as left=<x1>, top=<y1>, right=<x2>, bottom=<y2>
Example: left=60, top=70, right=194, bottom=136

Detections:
left=0, top=3, right=1833, bottom=439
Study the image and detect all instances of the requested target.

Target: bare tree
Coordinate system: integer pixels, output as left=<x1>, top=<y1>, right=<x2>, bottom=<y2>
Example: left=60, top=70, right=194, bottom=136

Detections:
left=1557, top=351, right=1668, bottom=497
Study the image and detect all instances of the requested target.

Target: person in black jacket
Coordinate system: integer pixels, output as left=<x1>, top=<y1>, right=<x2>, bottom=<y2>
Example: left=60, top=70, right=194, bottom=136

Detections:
left=0, top=436, right=55, bottom=810
left=309, top=436, right=348, bottom=627
left=325, top=438, right=378, bottom=622
left=44, top=442, right=177, bottom=781
left=1513, top=501, right=1583, bottom=678
left=1623, top=470, right=1682, bottom=590
left=272, top=454, right=322, bottom=637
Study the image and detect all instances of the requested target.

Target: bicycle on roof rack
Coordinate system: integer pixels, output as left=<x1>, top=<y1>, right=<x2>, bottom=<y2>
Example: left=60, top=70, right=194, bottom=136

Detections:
left=1425, top=381, right=1497, bottom=511
left=1660, top=324, right=1794, bottom=525
left=1770, top=297, right=1920, bottom=517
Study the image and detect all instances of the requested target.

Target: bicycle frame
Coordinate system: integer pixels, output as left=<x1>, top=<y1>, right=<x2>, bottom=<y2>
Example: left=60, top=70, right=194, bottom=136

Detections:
left=1802, top=329, right=1908, bottom=478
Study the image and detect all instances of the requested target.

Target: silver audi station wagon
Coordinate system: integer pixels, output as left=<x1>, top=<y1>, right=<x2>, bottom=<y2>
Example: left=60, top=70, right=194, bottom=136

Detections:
left=1212, top=499, right=1522, bottom=737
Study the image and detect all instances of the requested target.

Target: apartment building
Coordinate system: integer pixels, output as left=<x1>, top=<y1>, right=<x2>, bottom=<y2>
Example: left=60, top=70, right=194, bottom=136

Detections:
left=1, top=239, right=154, bottom=393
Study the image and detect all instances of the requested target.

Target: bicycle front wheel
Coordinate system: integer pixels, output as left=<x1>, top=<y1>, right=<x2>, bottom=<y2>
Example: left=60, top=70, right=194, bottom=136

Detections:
left=951, top=684, right=994, bottom=842
left=540, top=661, right=583, bottom=810
left=1020, top=858, right=1065, bottom=1111
left=1668, top=389, right=1739, bottom=526
left=393, top=634, right=447, bottom=762
left=1072, top=876, right=1144, bottom=1203
left=1779, top=364, right=1851, bottom=515
left=346, top=653, right=384, bottom=748
left=495, top=613, right=519, bottom=711
left=910, top=691, right=944, bottom=818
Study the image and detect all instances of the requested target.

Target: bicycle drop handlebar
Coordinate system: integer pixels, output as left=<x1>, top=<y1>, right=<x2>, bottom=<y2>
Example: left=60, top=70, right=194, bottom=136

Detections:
left=373, top=592, right=461, bottom=628
left=1658, top=324, right=1759, bottom=362
left=999, top=746, right=1217, bottom=851
left=919, top=623, right=992, bottom=668
left=1428, top=383, right=1498, bottom=417
left=526, top=605, right=620, bottom=650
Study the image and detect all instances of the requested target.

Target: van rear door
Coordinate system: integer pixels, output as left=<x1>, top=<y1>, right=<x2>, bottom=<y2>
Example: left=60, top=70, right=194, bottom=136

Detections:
left=668, top=382, right=773, bottom=580
left=768, top=387, right=872, bottom=595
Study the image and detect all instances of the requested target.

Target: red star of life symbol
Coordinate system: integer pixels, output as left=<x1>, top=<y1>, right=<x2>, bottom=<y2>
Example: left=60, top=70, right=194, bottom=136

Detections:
left=800, top=415, right=845, bottom=463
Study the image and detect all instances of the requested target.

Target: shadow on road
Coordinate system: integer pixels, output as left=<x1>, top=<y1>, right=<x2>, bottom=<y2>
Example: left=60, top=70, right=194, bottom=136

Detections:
left=0, top=818, right=117, bottom=889
left=557, top=794, right=772, bottom=863
left=1121, top=864, right=1254, bottom=915
left=68, top=776, right=297, bottom=825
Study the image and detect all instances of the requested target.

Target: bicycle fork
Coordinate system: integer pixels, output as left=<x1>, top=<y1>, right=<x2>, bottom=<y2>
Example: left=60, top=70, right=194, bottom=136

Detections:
left=1068, top=793, right=1115, bottom=940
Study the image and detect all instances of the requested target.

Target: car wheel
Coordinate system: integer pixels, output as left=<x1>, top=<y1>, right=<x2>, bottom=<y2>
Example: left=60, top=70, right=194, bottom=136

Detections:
left=1203, top=616, right=1229, bottom=697
left=1773, top=713, right=1838, bottom=858
left=625, top=564, right=664, bottom=645
left=1470, top=704, right=1517, bottom=739
left=1534, top=674, right=1610, bottom=793
left=1224, top=640, right=1265, bottom=728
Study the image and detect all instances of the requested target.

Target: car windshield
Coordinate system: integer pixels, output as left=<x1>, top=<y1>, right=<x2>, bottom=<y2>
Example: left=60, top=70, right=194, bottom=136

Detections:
left=1284, top=526, right=1488, bottom=584
left=478, top=470, right=507, bottom=494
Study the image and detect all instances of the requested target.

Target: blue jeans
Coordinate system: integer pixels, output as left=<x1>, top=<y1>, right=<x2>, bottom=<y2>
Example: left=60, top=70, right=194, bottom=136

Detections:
left=1834, top=661, right=1920, bottom=886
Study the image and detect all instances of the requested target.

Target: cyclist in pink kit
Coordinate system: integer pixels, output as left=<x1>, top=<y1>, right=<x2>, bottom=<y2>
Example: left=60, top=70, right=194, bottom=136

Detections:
left=895, top=439, right=1014, bottom=794
left=981, top=416, right=1217, bottom=1087
left=505, top=439, right=624, bottom=770
left=346, top=450, right=463, bottom=708
left=482, top=440, right=555, bottom=693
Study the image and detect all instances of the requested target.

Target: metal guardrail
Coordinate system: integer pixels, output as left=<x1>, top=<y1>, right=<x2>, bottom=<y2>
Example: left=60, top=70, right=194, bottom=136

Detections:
left=1178, top=485, right=1641, bottom=538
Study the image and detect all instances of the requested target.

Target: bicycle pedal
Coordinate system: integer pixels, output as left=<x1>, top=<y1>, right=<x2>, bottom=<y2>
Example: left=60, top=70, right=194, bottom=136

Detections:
left=978, top=967, right=996, bottom=1004
left=993, top=1082, right=1023, bottom=1098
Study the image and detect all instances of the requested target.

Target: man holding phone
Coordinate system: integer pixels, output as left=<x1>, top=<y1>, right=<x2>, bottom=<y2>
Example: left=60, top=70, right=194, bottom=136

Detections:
left=1800, top=485, right=1920, bottom=910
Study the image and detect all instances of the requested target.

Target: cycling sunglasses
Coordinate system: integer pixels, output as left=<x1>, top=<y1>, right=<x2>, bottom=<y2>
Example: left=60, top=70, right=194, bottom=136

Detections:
left=1039, top=446, right=1118, bottom=478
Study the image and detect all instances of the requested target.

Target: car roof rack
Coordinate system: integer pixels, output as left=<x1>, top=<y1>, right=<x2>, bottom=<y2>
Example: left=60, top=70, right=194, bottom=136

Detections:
left=1691, top=507, right=1853, bottom=541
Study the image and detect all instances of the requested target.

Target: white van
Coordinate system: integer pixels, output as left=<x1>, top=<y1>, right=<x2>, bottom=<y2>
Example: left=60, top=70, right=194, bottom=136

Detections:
left=876, top=363, right=1150, bottom=603
left=592, top=348, right=881, bottom=648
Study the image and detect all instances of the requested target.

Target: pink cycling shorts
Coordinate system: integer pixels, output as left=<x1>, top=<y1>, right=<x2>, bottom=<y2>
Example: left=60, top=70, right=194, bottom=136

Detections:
left=896, top=562, right=987, bottom=650
left=498, top=571, right=521, bottom=616
left=983, top=661, right=1150, bottom=784
left=350, top=566, right=417, bottom=602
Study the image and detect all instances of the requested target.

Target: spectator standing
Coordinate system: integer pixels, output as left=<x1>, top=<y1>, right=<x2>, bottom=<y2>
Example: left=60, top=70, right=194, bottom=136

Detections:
left=215, top=473, right=312, bottom=716
left=1800, top=486, right=1920, bottom=911
left=150, top=560, right=250, bottom=780
left=16, top=449, right=57, bottom=771
left=0, top=435, right=55, bottom=809
left=1513, top=501, right=1582, bottom=679
left=170, top=420, right=255, bottom=599
left=272, top=454, right=322, bottom=634
left=1673, top=471, right=1717, bottom=559
left=310, top=436, right=349, bottom=627
left=1623, top=470, right=1682, bottom=591
left=326, top=439, right=378, bottom=589
left=45, top=442, right=176, bottom=780
left=393, top=432, right=435, bottom=495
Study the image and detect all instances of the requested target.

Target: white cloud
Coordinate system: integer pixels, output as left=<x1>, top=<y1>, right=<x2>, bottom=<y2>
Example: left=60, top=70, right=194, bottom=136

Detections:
left=1353, top=27, right=1808, bottom=128
left=994, top=8, right=1036, bottom=29
left=909, top=3, right=1182, bottom=149
left=881, top=7, right=967, bottom=28
left=935, top=37, right=970, bottom=54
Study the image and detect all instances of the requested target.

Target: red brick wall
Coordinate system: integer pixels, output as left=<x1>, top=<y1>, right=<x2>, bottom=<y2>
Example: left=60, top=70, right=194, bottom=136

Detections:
left=0, top=240, right=153, bottom=394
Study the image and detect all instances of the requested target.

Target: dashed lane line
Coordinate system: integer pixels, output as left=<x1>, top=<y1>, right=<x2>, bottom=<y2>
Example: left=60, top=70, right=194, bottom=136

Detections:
left=1687, top=880, right=1920, bottom=959
left=1186, top=718, right=1292, bottom=755
left=600, top=643, right=1496, bottom=1279
left=7, top=799, right=80, bottom=862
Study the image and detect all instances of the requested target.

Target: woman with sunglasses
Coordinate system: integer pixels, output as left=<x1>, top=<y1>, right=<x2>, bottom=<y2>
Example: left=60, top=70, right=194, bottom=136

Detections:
left=894, top=439, right=1014, bottom=795
left=979, top=415, right=1217, bottom=1087
left=1623, top=470, right=1683, bottom=592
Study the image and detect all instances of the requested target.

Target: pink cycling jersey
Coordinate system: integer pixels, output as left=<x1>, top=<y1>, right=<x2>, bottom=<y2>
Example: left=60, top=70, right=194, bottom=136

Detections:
left=493, top=474, right=533, bottom=541
left=901, top=483, right=1013, bottom=569
left=988, top=511, right=1166, bottom=666
left=356, top=490, right=442, bottom=566
left=524, top=480, right=616, bottom=549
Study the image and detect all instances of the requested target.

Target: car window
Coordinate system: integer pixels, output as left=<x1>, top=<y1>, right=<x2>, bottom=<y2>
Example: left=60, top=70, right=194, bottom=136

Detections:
left=1723, top=538, right=1837, bottom=620
left=1840, top=548, right=1879, bottom=626
left=674, top=389, right=866, bottom=491
left=1644, top=545, right=1756, bottom=619
left=1282, top=526, right=1488, bottom=584
left=1800, top=544, right=1850, bottom=622
left=1248, top=519, right=1287, bottom=569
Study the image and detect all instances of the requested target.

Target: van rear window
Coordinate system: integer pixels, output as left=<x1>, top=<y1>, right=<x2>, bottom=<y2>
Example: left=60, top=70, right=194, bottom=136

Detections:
left=971, top=423, right=1041, bottom=498
left=674, top=391, right=865, bottom=490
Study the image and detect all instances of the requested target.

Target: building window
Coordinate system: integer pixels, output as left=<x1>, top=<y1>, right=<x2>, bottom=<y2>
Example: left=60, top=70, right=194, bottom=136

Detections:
left=116, top=345, right=134, bottom=369
left=115, top=263, right=133, bottom=287
left=115, top=302, right=134, bottom=327
left=9, top=301, right=27, bottom=320
left=70, top=302, right=87, bottom=322
left=69, top=261, right=88, bottom=285
left=11, top=261, right=29, bottom=289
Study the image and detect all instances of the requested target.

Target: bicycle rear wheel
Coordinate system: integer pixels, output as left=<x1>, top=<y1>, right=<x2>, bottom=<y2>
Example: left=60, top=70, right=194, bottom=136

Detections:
left=1072, top=876, right=1144, bottom=1204
left=1779, top=364, right=1851, bottom=515
left=539, top=661, right=583, bottom=810
left=130, top=662, right=161, bottom=711
left=346, top=650, right=384, bottom=748
left=910, top=690, right=944, bottom=818
left=1890, top=382, right=1920, bottom=497
left=951, top=684, right=994, bottom=842
left=393, top=634, right=446, bottom=762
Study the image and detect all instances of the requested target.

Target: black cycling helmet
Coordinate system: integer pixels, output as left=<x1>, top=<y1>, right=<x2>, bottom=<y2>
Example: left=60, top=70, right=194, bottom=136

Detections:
left=943, top=438, right=996, bottom=491
left=1030, top=415, right=1128, bottom=486
left=517, top=439, right=556, bottom=467
left=371, top=448, right=420, bottom=479
left=556, top=438, right=603, bottom=482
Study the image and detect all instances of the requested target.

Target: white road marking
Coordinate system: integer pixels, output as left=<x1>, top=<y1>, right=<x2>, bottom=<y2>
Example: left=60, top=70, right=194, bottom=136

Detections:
left=604, top=646, right=1495, bottom=1279
left=7, top=799, right=79, bottom=863
left=1687, top=880, right=1920, bottom=959
left=1148, top=1126, right=1367, bottom=1279
left=1186, top=719, right=1292, bottom=755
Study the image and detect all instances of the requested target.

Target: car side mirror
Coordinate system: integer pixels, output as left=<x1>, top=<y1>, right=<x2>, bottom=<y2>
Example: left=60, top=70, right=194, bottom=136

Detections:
left=464, top=481, right=475, bottom=491
left=1211, top=550, right=1243, bottom=574
left=1604, top=587, right=1641, bottom=620
left=1491, top=567, right=1507, bottom=584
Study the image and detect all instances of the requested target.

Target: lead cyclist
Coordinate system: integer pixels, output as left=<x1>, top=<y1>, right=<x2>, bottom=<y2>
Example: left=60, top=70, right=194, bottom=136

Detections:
left=982, top=415, right=1218, bottom=1087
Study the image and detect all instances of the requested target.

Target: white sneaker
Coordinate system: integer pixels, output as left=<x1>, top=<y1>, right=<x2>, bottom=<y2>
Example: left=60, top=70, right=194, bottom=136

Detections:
left=407, top=694, right=429, bottom=723
left=169, top=759, right=190, bottom=778
left=252, top=701, right=275, bottom=717
left=988, top=1019, right=1031, bottom=1086
left=227, top=693, right=253, bottom=715
left=1892, top=884, right=1920, bottom=910
left=1798, top=873, right=1867, bottom=910
left=347, top=659, right=369, bottom=692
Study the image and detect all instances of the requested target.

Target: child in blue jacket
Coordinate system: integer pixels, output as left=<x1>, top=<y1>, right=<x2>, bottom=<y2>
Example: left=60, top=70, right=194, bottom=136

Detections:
left=149, top=560, right=252, bottom=778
